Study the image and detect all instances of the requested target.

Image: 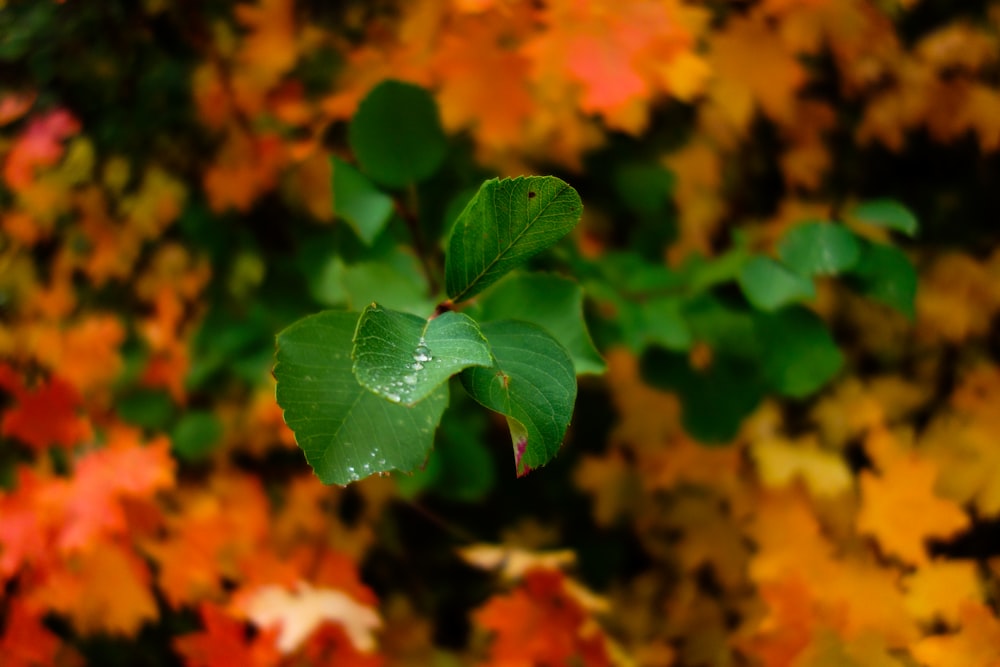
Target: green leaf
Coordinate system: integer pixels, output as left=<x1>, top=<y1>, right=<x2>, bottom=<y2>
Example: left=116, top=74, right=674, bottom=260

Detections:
left=738, top=256, right=816, bottom=311
left=352, top=304, right=492, bottom=405
left=851, top=199, right=919, bottom=237
left=275, top=310, right=448, bottom=485
left=395, top=390, right=495, bottom=502
left=474, top=273, right=605, bottom=375
left=445, top=176, right=583, bottom=303
left=117, top=389, right=175, bottom=429
left=778, top=222, right=861, bottom=276
left=331, top=157, right=394, bottom=245
left=850, top=241, right=918, bottom=319
left=615, top=296, right=691, bottom=353
left=171, top=411, right=223, bottom=461
left=686, top=247, right=751, bottom=293
left=640, top=348, right=764, bottom=444
left=348, top=80, right=447, bottom=188
left=613, top=162, right=674, bottom=215
left=640, top=297, right=693, bottom=350
left=460, top=321, right=577, bottom=476
left=756, top=307, right=843, bottom=398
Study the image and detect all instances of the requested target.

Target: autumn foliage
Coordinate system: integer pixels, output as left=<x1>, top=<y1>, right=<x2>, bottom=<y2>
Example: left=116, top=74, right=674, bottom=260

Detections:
left=3, top=0, right=1000, bottom=665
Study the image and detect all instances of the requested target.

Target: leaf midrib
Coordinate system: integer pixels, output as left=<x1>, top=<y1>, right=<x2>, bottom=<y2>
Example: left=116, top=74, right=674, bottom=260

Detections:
left=451, top=182, right=569, bottom=304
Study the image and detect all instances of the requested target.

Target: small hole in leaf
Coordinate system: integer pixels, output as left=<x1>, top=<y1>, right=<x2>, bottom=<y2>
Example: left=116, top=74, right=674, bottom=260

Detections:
left=528, top=191, right=536, bottom=198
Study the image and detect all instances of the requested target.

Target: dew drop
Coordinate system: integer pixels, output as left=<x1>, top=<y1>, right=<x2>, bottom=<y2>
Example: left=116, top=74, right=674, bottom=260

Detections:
left=378, top=458, right=386, bottom=466
left=403, top=374, right=418, bottom=385
left=410, top=361, right=424, bottom=371
left=386, top=393, right=401, bottom=403
left=413, top=337, right=433, bottom=363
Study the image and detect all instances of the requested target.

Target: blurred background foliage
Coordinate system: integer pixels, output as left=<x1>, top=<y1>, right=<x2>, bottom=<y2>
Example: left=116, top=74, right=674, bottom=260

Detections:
left=2, top=0, right=1000, bottom=666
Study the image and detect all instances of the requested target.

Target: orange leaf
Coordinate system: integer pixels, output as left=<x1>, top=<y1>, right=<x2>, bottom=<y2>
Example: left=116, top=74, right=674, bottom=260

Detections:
left=856, top=429, right=970, bottom=566
left=911, top=603, right=1000, bottom=667
left=174, top=603, right=281, bottom=667
left=474, top=568, right=612, bottom=667
left=0, top=600, right=78, bottom=667
left=3, top=109, right=80, bottom=191
left=50, top=427, right=175, bottom=552
left=29, top=539, right=159, bottom=636
left=708, top=15, right=805, bottom=131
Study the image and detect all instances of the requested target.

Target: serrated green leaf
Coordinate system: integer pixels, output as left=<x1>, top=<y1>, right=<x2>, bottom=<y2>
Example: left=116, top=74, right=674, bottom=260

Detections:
left=348, top=80, right=447, bottom=188
left=352, top=304, right=492, bottom=405
left=474, top=273, right=605, bottom=375
left=331, top=157, right=393, bottom=245
left=460, top=320, right=576, bottom=476
left=445, top=176, right=583, bottom=303
left=756, top=307, right=843, bottom=398
left=275, top=310, right=448, bottom=485
left=851, top=199, right=919, bottom=237
left=778, top=222, right=861, bottom=276
left=738, top=256, right=816, bottom=311
left=850, top=241, right=918, bottom=319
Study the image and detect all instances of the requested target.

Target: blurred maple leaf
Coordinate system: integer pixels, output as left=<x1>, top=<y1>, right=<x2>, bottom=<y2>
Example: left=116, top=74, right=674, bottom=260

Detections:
left=856, top=428, right=969, bottom=566
left=707, top=15, right=805, bottom=132
left=0, top=366, right=92, bottom=451
left=911, top=603, right=1000, bottom=667
left=29, top=538, right=159, bottom=636
left=0, top=599, right=80, bottom=667
left=903, top=560, right=983, bottom=627
left=49, top=427, right=175, bottom=552
left=474, top=568, right=613, bottom=667
left=174, top=603, right=281, bottom=667
left=3, top=109, right=79, bottom=191
left=242, top=582, right=382, bottom=655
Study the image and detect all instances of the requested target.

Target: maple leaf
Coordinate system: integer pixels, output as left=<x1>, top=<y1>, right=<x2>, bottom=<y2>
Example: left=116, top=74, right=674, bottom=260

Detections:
left=903, top=559, right=982, bottom=627
left=573, top=450, right=639, bottom=527
left=30, top=314, right=126, bottom=396
left=243, top=581, right=382, bottom=655
left=29, top=538, right=158, bottom=636
left=43, top=427, right=175, bottom=552
left=474, top=568, right=613, bottom=667
left=203, top=130, right=285, bottom=212
left=298, top=623, right=385, bottom=667
left=459, top=544, right=578, bottom=581
left=0, top=600, right=80, bottom=667
left=707, top=15, right=805, bottom=132
left=751, top=435, right=853, bottom=498
left=0, top=368, right=92, bottom=451
left=525, top=0, right=697, bottom=131
left=856, top=428, right=970, bottom=566
left=911, top=603, right=1000, bottom=667
left=174, top=603, right=281, bottom=667
left=3, top=109, right=80, bottom=191
left=431, top=12, right=536, bottom=157
left=142, top=472, right=271, bottom=608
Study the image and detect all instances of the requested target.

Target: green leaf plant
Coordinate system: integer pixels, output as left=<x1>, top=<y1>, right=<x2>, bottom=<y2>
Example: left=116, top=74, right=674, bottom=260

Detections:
left=276, top=81, right=923, bottom=486
left=276, top=174, right=589, bottom=484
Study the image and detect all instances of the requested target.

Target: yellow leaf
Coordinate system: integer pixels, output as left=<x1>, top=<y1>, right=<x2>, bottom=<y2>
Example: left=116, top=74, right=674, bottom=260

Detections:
left=903, top=560, right=982, bottom=627
left=857, top=429, right=970, bottom=566
left=752, top=436, right=853, bottom=498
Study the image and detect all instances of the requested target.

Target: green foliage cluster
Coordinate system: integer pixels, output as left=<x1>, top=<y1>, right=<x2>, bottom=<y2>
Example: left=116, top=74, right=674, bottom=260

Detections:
left=275, top=80, right=920, bottom=483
